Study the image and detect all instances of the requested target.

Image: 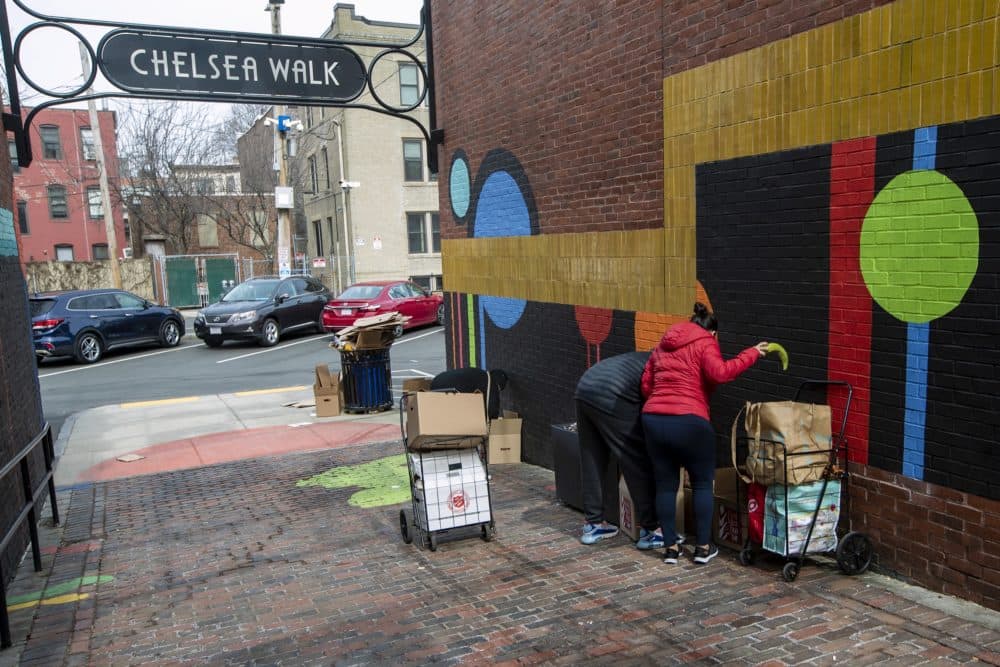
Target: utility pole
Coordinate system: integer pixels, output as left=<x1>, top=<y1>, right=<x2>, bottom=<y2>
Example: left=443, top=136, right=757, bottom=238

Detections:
left=268, top=0, right=291, bottom=278
left=79, top=43, right=121, bottom=288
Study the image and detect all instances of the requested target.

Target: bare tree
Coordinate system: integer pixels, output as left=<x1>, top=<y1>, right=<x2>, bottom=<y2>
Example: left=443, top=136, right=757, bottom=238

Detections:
left=114, top=101, right=275, bottom=259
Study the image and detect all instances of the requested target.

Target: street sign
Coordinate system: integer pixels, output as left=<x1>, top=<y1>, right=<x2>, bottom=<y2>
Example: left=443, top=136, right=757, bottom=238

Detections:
left=98, top=30, right=367, bottom=102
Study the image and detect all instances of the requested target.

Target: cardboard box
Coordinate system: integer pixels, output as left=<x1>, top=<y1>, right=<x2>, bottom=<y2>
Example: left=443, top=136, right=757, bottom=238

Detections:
left=405, top=391, right=488, bottom=449
left=355, top=329, right=391, bottom=350
left=488, top=411, right=522, bottom=464
left=402, top=378, right=432, bottom=394
left=411, top=450, right=491, bottom=531
left=619, top=472, right=686, bottom=542
left=712, top=467, right=748, bottom=551
left=313, top=364, right=341, bottom=417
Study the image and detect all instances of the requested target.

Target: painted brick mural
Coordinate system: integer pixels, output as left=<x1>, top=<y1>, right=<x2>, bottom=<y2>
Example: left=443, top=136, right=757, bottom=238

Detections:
left=435, top=0, right=1000, bottom=607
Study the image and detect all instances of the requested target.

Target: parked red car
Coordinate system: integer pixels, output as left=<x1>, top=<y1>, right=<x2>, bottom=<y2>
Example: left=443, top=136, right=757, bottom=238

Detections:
left=322, top=280, right=444, bottom=334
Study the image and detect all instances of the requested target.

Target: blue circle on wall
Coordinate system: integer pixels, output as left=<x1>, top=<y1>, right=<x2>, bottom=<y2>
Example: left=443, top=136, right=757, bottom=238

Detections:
left=449, top=153, right=470, bottom=219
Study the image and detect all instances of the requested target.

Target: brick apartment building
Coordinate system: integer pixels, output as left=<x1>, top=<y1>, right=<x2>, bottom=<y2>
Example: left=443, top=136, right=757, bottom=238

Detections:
left=9, top=107, right=126, bottom=266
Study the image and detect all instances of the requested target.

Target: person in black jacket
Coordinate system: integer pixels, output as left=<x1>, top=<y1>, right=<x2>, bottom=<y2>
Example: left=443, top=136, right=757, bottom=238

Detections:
left=575, top=351, right=661, bottom=548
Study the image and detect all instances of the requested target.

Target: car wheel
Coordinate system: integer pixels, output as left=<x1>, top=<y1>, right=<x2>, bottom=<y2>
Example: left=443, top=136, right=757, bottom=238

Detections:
left=260, top=318, right=280, bottom=347
left=436, top=304, right=445, bottom=326
left=315, top=315, right=325, bottom=334
left=74, top=332, right=104, bottom=364
left=204, top=336, right=224, bottom=348
left=159, top=319, right=181, bottom=347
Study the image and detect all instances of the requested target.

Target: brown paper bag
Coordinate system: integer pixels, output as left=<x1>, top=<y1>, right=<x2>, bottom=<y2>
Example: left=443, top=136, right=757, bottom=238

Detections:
left=731, top=401, right=832, bottom=486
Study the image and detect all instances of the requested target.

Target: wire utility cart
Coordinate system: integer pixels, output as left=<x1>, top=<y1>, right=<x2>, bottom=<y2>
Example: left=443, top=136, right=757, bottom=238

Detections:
left=734, top=380, right=874, bottom=582
left=398, top=391, right=496, bottom=551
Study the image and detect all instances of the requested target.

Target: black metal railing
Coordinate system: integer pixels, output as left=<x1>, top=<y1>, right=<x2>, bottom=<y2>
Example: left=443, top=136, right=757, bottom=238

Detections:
left=0, top=422, right=59, bottom=649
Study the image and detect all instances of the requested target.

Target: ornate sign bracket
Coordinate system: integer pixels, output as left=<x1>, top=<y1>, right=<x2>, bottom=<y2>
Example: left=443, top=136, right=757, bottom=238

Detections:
left=0, top=0, right=442, bottom=171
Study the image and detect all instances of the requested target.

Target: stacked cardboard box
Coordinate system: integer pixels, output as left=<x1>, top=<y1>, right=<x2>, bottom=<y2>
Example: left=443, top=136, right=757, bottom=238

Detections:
left=331, top=312, right=410, bottom=352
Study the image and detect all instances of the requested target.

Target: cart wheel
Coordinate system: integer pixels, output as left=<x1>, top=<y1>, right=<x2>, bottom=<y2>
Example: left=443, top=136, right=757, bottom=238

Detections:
left=481, top=524, right=495, bottom=542
left=782, top=562, right=799, bottom=582
left=427, top=532, right=438, bottom=552
left=836, top=531, right=874, bottom=575
left=399, top=509, right=413, bottom=544
left=739, top=548, right=755, bottom=566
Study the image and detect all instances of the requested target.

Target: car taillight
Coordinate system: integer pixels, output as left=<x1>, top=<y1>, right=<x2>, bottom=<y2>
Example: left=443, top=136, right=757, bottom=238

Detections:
left=323, top=304, right=337, bottom=311
left=32, top=318, right=64, bottom=331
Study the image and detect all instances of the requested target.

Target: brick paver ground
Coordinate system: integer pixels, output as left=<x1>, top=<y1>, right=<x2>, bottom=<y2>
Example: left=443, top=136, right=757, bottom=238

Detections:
left=4, top=439, right=1000, bottom=666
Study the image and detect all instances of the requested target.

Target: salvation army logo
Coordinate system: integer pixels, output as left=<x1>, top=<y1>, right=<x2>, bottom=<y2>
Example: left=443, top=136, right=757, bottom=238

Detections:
left=448, top=489, right=467, bottom=512
left=748, top=497, right=760, bottom=513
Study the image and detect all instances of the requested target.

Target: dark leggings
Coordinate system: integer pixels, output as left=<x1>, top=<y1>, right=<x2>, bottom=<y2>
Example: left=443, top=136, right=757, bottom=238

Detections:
left=642, top=413, right=716, bottom=547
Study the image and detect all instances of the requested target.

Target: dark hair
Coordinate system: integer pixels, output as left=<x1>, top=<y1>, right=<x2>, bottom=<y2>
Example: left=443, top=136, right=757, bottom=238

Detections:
left=690, top=302, right=718, bottom=332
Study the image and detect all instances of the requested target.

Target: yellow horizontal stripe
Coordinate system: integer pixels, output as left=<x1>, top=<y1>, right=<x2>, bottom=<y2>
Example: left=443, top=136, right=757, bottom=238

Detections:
left=120, top=396, right=199, bottom=409
left=234, top=386, right=309, bottom=397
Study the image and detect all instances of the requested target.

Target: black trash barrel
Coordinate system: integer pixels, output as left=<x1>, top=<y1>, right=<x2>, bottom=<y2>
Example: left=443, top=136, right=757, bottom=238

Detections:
left=340, top=347, right=393, bottom=413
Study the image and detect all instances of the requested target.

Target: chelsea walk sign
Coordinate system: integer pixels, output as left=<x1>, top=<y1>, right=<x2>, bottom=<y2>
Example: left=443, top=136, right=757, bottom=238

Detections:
left=99, top=30, right=367, bottom=102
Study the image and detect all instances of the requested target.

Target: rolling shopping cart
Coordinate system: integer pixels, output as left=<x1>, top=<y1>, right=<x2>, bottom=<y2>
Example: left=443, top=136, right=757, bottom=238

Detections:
left=397, top=390, right=496, bottom=551
left=733, top=380, right=874, bottom=582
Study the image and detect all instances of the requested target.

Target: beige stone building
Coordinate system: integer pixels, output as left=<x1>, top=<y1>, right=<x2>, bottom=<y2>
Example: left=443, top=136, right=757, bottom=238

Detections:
left=295, top=4, right=440, bottom=296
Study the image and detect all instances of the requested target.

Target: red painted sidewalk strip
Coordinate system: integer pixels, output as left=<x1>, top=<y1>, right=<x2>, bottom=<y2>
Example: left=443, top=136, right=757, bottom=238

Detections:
left=78, top=422, right=401, bottom=483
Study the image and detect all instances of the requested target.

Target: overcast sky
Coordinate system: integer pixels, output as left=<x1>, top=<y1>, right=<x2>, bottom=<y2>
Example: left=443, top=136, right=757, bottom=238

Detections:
left=4, top=0, right=423, bottom=105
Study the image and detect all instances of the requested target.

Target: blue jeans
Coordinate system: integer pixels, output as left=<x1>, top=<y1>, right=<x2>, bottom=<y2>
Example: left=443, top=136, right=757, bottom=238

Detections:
left=642, top=413, right=716, bottom=547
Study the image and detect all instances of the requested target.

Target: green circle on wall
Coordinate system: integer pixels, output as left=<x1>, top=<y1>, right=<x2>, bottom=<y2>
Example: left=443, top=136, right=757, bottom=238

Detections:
left=860, top=170, right=979, bottom=324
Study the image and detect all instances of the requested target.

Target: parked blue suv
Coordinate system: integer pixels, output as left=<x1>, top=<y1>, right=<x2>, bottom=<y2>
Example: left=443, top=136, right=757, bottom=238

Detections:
left=31, top=289, right=185, bottom=364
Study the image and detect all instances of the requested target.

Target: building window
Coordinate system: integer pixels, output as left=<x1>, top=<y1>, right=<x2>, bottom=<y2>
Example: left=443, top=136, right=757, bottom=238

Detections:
left=55, top=244, right=73, bottom=261
left=407, top=213, right=426, bottom=253
left=92, top=244, right=109, bottom=260
left=47, top=185, right=68, bottom=218
left=309, top=156, right=318, bottom=193
left=326, top=217, right=335, bottom=255
left=399, top=63, right=420, bottom=107
left=8, top=139, right=19, bottom=172
left=197, top=214, right=218, bottom=247
left=80, top=127, right=96, bottom=161
left=39, top=125, right=62, bottom=159
left=403, top=140, right=423, bottom=182
left=194, top=178, right=215, bottom=195
left=225, top=175, right=237, bottom=193
left=407, top=212, right=440, bottom=255
left=305, top=107, right=313, bottom=128
left=16, top=200, right=28, bottom=234
left=87, top=186, right=103, bottom=219
left=313, top=220, right=323, bottom=257
left=322, top=148, right=331, bottom=190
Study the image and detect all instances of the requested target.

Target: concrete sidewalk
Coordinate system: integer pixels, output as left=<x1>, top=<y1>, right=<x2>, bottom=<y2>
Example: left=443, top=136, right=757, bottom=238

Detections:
left=2, top=388, right=1000, bottom=665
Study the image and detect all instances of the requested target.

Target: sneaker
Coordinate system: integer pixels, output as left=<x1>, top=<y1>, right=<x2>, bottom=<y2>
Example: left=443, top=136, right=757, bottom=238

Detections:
left=581, top=522, right=619, bottom=545
left=636, top=528, right=664, bottom=550
left=693, top=544, right=719, bottom=564
left=663, top=547, right=681, bottom=564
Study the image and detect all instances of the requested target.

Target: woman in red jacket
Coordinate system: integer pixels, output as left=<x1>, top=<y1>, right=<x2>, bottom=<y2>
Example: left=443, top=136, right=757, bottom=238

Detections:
left=641, top=303, right=768, bottom=565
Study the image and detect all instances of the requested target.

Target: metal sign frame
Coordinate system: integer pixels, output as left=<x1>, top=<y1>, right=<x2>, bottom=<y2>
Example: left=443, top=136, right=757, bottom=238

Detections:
left=0, top=0, right=443, bottom=171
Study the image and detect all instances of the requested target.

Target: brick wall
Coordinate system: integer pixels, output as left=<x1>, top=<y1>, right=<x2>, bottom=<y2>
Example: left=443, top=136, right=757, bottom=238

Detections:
left=435, top=0, right=1000, bottom=610
left=433, top=0, right=664, bottom=239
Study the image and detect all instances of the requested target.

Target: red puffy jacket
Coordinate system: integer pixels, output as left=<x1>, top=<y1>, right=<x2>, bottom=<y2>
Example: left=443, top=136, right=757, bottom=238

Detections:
left=641, top=321, right=760, bottom=421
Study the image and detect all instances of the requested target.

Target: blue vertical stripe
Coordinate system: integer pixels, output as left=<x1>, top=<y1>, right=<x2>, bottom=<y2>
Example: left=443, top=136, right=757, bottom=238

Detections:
left=913, top=126, right=937, bottom=170
left=901, top=125, right=937, bottom=480
left=902, top=322, right=929, bottom=479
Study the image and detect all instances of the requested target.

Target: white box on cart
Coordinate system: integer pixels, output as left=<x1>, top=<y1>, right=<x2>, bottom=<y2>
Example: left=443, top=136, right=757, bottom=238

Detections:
left=410, top=450, right=491, bottom=532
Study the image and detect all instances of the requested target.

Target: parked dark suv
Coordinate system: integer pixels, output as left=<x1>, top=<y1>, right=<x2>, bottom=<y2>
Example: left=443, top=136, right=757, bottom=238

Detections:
left=193, top=275, right=331, bottom=348
left=31, top=289, right=185, bottom=364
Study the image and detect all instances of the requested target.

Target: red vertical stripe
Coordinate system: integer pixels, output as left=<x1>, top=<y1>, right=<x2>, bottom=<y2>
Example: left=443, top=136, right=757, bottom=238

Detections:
left=829, top=138, right=876, bottom=464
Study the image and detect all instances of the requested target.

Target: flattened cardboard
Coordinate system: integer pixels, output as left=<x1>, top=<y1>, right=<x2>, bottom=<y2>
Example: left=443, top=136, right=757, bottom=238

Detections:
left=405, top=391, right=488, bottom=449
left=488, top=411, right=522, bottom=464
left=313, top=364, right=341, bottom=417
